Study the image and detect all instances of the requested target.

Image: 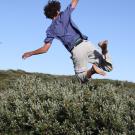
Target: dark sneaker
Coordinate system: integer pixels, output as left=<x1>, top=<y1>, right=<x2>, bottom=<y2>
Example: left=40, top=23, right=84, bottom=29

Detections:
left=98, top=40, right=108, bottom=55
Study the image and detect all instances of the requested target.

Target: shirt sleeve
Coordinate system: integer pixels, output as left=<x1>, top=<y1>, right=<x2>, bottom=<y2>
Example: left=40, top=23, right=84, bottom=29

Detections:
left=63, top=4, right=74, bottom=17
left=44, top=28, right=55, bottom=44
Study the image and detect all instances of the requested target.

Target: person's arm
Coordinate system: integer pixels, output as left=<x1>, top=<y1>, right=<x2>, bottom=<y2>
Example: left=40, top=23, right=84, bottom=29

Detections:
left=71, top=0, right=79, bottom=8
left=22, top=42, right=51, bottom=60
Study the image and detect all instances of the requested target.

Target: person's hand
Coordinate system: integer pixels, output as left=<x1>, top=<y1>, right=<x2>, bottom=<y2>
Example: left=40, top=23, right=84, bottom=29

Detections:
left=22, top=52, right=33, bottom=60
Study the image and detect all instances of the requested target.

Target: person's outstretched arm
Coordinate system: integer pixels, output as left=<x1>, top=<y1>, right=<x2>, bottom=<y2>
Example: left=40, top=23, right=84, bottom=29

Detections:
left=71, top=0, right=79, bottom=8
left=22, top=42, right=51, bottom=59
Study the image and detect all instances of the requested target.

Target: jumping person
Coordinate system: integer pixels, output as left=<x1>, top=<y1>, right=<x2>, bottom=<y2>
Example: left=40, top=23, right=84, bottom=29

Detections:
left=22, top=0, right=113, bottom=83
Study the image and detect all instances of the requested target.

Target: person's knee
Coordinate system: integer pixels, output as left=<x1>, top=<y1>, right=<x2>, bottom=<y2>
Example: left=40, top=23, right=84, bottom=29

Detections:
left=76, top=71, right=90, bottom=84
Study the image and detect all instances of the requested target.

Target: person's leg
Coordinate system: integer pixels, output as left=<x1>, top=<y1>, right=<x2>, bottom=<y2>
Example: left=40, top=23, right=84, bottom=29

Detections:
left=98, top=40, right=108, bottom=58
left=71, top=40, right=107, bottom=83
left=76, top=64, right=106, bottom=84
left=84, top=40, right=107, bottom=75
left=98, top=40, right=113, bottom=72
left=71, top=41, right=89, bottom=83
left=86, top=64, right=106, bottom=78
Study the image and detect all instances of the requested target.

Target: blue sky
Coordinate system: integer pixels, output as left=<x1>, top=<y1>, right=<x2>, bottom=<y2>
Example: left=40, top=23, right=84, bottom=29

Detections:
left=0, top=0, right=135, bottom=82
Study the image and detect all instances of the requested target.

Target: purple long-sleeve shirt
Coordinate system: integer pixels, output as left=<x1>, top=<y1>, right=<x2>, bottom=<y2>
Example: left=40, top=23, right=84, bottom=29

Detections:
left=44, top=4, right=88, bottom=52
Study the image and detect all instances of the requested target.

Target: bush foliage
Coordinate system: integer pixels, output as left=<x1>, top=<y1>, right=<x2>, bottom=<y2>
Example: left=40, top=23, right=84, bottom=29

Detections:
left=0, top=71, right=135, bottom=134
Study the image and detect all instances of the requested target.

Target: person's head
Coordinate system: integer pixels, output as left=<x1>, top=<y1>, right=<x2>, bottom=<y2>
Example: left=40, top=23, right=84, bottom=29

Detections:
left=44, top=0, right=61, bottom=19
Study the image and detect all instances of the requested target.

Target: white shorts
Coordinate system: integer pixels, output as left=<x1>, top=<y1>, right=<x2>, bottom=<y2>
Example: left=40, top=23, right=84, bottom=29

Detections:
left=71, top=40, right=112, bottom=83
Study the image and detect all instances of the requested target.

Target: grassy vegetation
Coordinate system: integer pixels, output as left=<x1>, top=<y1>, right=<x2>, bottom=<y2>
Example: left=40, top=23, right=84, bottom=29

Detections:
left=0, top=70, right=135, bottom=135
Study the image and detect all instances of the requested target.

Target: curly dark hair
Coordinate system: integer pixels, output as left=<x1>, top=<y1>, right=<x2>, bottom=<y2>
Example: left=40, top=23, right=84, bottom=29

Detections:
left=44, top=0, right=61, bottom=19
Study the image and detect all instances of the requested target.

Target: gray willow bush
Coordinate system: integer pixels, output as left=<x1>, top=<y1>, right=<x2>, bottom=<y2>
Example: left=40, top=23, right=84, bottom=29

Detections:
left=0, top=73, right=135, bottom=135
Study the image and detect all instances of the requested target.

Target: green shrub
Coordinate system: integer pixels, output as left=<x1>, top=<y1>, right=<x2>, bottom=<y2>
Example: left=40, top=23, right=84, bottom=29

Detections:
left=0, top=74, right=135, bottom=135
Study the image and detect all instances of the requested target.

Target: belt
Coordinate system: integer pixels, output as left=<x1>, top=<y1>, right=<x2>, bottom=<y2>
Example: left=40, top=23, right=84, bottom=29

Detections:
left=71, top=38, right=83, bottom=52
left=74, top=38, right=83, bottom=47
